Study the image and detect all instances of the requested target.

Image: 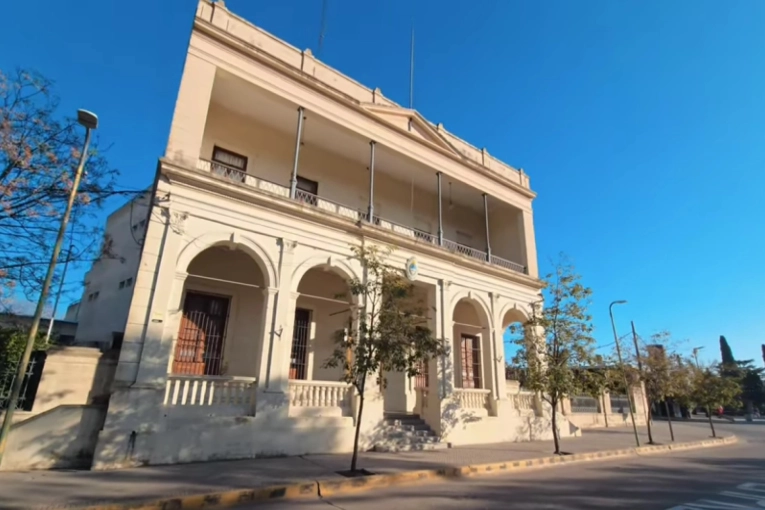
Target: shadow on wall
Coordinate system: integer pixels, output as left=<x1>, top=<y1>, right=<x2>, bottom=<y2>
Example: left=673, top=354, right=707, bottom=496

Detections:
left=1, top=347, right=119, bottom=471
left=88, top=372, right=360, bottom=471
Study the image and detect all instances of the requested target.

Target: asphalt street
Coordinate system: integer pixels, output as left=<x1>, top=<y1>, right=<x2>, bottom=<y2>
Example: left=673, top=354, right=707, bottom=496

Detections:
left=257, top=421, right=765, bottom=510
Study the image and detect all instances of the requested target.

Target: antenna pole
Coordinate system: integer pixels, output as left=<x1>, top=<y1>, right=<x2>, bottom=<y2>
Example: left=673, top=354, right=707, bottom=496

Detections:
left=409, top=26, right=414, bottom=109
left=318, top=0, right=328, bottom=57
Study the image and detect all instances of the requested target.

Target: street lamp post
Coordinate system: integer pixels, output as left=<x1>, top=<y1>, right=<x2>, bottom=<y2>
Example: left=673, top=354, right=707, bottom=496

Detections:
left=0, top=110, right=98, bottom=466
left=692, top=346, right=704, bottom=368
left=609, top=300, right=641, bottom=447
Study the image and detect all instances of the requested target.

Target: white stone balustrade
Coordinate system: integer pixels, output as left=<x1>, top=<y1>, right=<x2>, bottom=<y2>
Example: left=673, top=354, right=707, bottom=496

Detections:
left=510, top=390, right=537, bottom=417
left=454, top=388, right=491, bottom=411
left=288, top=380, right=353, bottom=412
left=164, top=375, right=257, bottom=415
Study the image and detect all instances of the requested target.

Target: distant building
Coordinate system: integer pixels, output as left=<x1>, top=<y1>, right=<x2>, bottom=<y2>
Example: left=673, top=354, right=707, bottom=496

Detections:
left=72, top=192, right=150, bottom=349
left=0, top=313, right=77, bottom=345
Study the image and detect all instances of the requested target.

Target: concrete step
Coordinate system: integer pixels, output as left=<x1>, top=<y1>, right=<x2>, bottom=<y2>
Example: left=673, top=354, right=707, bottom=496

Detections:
left=383, top=413, right=421, bottom=420
left=384, top=422, right=430, bottom=431
left=385, top=418, right=426, bottom=427
left=385, top=429, right=435, bottom=439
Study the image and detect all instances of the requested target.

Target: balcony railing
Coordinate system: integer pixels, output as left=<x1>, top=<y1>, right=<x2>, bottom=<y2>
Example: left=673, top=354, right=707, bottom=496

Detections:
left=198, top=158, right=527, bottom=275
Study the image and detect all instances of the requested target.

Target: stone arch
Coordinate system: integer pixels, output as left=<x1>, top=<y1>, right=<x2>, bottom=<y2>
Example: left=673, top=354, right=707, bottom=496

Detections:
left=449, top=289, right=492, bottom=327
left=452, top=293, right=493, bottom=391
left=288, top=257, right=359, bottom=383
left=176, top=230, right=277, bottom=289
left=499, top=303, right=531, bottom=330
left=171, top=239, right=271, bottom=379
left=290, top=254, right=360, bottom=294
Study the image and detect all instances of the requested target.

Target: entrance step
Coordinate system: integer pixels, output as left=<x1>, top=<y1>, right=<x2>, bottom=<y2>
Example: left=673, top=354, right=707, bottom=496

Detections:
left=374, top=413, right=451, bottom=453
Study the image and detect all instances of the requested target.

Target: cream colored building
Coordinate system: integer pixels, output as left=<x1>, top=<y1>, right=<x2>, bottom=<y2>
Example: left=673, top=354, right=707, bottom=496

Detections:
left=90, top=0, right=577, bottom=469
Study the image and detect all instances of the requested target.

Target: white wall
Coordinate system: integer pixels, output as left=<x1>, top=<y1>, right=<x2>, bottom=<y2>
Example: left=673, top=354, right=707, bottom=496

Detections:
left=75, top=193, right=151, bottom=346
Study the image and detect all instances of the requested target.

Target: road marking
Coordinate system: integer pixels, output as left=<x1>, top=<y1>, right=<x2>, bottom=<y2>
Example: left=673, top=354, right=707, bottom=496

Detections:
left=667, top=483, right=765, bottom=509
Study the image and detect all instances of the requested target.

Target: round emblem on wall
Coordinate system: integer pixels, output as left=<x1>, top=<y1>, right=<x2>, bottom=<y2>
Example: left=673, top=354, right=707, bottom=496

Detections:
left=405, top=257, right=419, bottom=281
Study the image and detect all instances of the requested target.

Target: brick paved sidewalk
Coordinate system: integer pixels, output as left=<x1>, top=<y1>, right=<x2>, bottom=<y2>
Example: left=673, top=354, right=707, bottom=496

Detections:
left=0, top=422, right=715, bottom=509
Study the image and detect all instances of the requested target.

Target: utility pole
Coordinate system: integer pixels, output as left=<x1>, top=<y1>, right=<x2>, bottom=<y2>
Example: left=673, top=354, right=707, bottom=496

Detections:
left=609, top=300, right=640, bottom=447
left=0, top=110, right=98, bottom=466
left=631, top=321, right=654, bottom=444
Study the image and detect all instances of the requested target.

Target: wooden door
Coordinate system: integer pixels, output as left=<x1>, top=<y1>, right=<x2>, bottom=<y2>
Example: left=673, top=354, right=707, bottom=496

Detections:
left=172, top=292, right=229, bottom=376
left=290, top=308, right=311, bottom=379
left=460, top=334, right=482, bottom=388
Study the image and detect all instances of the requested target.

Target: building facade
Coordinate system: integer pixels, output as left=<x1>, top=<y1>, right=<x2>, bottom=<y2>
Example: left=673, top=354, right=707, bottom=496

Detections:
left=90, top=0, right=575, bottom=469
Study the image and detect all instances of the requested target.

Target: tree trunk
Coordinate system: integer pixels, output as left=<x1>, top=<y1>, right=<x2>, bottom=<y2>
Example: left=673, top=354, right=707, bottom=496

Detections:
left=664, top=400, right=674, bottom=442
left=707, top=407, right=716, bottom=438
left=602, top=394, right=609, bottom=428
left=551, top=400, right=561, bottom=454
left=646, top=400, right=655, bottom=444
left=351, top=380, right=366, bottom=472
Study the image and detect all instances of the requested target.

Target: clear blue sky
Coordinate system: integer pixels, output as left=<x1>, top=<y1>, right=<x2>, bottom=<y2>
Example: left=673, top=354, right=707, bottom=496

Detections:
left=1, top=0, right=763, bottom=364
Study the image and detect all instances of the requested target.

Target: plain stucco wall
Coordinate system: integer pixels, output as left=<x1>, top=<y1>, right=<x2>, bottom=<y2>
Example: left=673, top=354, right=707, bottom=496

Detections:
left=2, top=405, right=106, bottom=471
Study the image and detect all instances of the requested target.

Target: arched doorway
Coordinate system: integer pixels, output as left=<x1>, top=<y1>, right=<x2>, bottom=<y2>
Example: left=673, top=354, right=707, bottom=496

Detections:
left=452, top=297, right=492, bottom=391
left=291, top=265, right=353, bottom=382
left=171, top=244, right=267, bottom=378
left=501, top=307, right=529, bottom=383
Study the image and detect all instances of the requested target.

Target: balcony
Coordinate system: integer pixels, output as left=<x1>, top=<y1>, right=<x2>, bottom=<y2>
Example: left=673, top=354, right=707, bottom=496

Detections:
left=197, top=158, right=527, bottom=274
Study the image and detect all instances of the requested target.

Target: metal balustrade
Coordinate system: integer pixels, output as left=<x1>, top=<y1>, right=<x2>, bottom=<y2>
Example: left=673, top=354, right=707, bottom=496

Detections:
left=443, top=238, right=488, bottom=262
left=197, top=158, right=527, bottom=275
left=571, top=395, right=600, bottom=413
left=491, top=255, right=527, bottom=274
left=609, top=394, right=632, bottom=414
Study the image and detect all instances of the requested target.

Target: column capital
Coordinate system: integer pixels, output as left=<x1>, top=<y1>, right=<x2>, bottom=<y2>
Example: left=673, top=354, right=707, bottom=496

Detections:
left=262, top=286, right=279, bottom=297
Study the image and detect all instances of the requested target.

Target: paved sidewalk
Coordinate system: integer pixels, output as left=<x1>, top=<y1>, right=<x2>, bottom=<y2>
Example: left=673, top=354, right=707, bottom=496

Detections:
left=0, top=422, right=717, bottom=509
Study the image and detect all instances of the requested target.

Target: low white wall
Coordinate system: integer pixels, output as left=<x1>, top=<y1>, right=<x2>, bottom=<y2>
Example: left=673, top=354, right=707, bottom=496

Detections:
left=2, top=405, right=106, bottom=471
left=566, top=411, right=643, bottom=429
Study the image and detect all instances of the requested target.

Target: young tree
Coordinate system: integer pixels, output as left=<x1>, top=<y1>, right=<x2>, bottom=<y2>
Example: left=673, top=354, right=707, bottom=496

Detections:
left=632, top=333, right=692, bottom=441
left=691, top=364, right=741, bottom=438
left=323, top=245, right=443, bottom=473
left=510, top=256, right=597, bottom=455
left=0, top=68, right=129, bottom=303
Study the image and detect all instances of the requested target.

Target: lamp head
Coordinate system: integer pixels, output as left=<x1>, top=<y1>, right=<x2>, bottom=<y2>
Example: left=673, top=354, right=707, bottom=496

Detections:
left=77, top=109, right=98, bottom=130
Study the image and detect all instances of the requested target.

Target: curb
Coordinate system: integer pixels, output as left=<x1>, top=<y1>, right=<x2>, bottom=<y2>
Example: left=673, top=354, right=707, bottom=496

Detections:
left=76, top=435, right=737, bottom=510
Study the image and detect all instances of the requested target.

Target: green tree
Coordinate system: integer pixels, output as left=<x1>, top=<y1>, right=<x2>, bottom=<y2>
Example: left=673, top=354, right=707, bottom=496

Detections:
left=323, top=245, right=443, bottom=473
left=0, top=326, right=49, bottom=371
left=510, top=256, right=597, bottom=455
left=691, top=364, right=741, bottom=437
left=635, top=335, right=694, bottom=441
left=719, top=335, right=736, bottom=366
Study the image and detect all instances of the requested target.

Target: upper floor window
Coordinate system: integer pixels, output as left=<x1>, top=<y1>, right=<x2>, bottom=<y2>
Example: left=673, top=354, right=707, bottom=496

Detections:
left=295, top=176, right=319, bottom=205
left=88, top=291, right=100, bottom=302
left=212, top=146, right=247, bottom=171
left=296, top=176, right=318, bottom=195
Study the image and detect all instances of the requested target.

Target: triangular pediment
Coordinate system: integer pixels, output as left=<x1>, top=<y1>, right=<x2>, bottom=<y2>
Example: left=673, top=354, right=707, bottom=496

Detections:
left=362, top=104, right=459, bottom=156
